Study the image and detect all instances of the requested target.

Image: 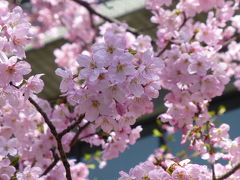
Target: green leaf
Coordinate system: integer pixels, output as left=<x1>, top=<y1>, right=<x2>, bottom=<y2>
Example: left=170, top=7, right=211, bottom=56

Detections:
left=174, top=10, right=182, bottom=15
left=153, top=129, right=163, bottom=137
left=95, top=151, right=101, bottom=157
left=9, top=156, right=20, bottom=166
left=161, top=145, right=168, bottom=151
left=10, top=176, right=17, bottom=180
left=218, top=105, right=226, bottom=115
left=209, top=111, right=215, bottom=116
left=205, top=143, right=210, bottom=150
left=156, top=119, right=162, bottom=126
left=167, top=135, right=176, bottom=141
left=84, top=153, right=91, bottom=161
left=192, top=151, right=200, bottom=158
left=177, top=150, right=186, bottom=157
left=128, top=48, right=137, bottom=55
left=36, top=123, right=44, bottom=133
left=88, top=164, right=96, bottom=169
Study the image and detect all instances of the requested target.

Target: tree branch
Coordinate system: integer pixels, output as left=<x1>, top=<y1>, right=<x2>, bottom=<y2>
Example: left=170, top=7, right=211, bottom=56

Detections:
left=59, top=114, right=85, bottom=138
left=205, top=121, right=217, bottom=180
left=156, top=12, right=188, bottom=57
left=41, top=157, right=59, bottom=177
left=156, top=41, right=171, bottom=57
left=40, top=116, right=90, bottom=177
left=220, top=33, right=240, bottom=52
left=216, top=162, right=240, bottom=180
left=28, top=97, right=72, bottom=180
left=40, top=149, right=60, bottom=177
left=70, top=122, right=91, bottom=147
left=211, top=164, right=216, bottom=180
left=28, top=98, right=58, bottom=137
left=73, top=0, right=139, bottom=36
left=79, top=132, right=97, bottom=141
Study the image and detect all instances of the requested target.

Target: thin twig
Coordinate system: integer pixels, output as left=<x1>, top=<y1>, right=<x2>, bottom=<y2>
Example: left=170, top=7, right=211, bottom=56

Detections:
left=205, top=121, right=217, bottom=180
left=211, top=164, right=216, bottom=180
left=40, top=149, right=60, bottom=177
left=216, top=162, right=240, bottom=180
left=156, top=12, right=188, bottom=57
left=40, top=117, right=90, bottom=177
left=70, top=122, right=91, bottom=146
left=220, top=33, right=240, bottom=52
left=156, top=40, right=171, bottom=57
left=79, top=132, right=97, bottom=141
left=59, top=114, right=85, bottom=138
left=41, top=157, right=59, bottom=177
left=28, top=98, right=58, bottom=137
left=73, top=0, right=139, bottom=36
left=10, top=84, right=85, bottom=179
left=28, top=97, right=72, bottom=180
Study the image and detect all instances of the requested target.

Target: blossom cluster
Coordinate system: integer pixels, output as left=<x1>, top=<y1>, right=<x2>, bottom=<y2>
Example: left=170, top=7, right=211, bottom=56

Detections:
left=0, top=2, right=90, bottom=179
left=0, top=1, right=31, bottom=58
left=184, top=122, right=240, bottom=167
left=119, top=122, right=240, bottom=180
left=119, top=159, right=212, bottom=180
left=29, top=0, right=96, bottom=47
left=118, top=0, right=240, bottom=179
left=56, top=23, right=163, bottom=160
left=145, top=0, right=240, bottom=131
left=119, top=147, right=212, bottom=180
left=1, top=0, right=240, bottom=179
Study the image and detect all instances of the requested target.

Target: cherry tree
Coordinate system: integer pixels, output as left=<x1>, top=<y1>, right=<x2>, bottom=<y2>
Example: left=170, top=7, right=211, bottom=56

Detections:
left=0, top=0, right=240, bottom=179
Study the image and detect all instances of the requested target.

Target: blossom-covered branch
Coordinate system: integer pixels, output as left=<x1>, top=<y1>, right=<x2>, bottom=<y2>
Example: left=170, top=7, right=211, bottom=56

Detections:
left=73, top=0, right=139, bottom=36
left=28, top=98, right=72, bottom=180
left=59, top=114, right=85, bottom=137
left=2, top=0, right=240, bottom=179
left=216, top=162, right=240, bottom=180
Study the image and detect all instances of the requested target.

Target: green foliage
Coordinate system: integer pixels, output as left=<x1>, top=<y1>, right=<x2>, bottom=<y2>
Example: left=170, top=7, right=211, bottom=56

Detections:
left=88, top=164, right=96, bottom=169
left=9, top=156, right=20, bottom=166
left=153, top=129, right=163, bottom=137
left=128, top=48, right=137, bottom=55
left=209, top=111, right=215, bottom=116
left=167, top=135, right=176, bottom=141
left=84, top=153, right=92, bottom=162
left=36, top=122, right=44, bottom=134
left=218, top=105, right=226, bottom=115
left=161, top=144, right=168, bottom=151
left=156, top=119, right=162, bottom=126
left=177, top=150, right=186, bottom=158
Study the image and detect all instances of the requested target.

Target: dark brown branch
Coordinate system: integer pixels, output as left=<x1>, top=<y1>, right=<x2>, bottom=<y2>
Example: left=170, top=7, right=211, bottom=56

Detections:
left=55, top=135, right=72, bottom=180
left=10, top=83, right=75, bottom=179
left=73, top=0, right=139, bottom=36
left=28, top=97, right=72, bottom=180
left=40, top=149, right=60, bottom=177
left=220, top=33, right=240, bottom=52
left=70, top=122, right=91, bottom=146
left=211, top=164, right=216, bottom=180
left=79, top=132, right=96, bottom=141
left=156, top=12, right=188, bottom=57
left=205, top=121, right=216, bottom=180
left=28, top=98, right=58, bottom=137
left=40, top=117, right=90, bottom=177
left=156, top=40, right=171, bottom=57
left=59, top=114, right=85, bottom=138
left=179, top=12, right=187, bottom=30
left=216, top=162, right=240, bottom=180
left=41, top=157, right=59, bottom=177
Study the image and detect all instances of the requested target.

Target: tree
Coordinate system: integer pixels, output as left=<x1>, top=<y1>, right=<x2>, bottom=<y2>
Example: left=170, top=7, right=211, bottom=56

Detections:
left=0, top=0, right=240, bottom=179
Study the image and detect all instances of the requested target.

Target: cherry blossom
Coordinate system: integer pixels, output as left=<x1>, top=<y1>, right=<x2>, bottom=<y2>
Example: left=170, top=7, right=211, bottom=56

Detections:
left=1, top=0, right=240, bottom=179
